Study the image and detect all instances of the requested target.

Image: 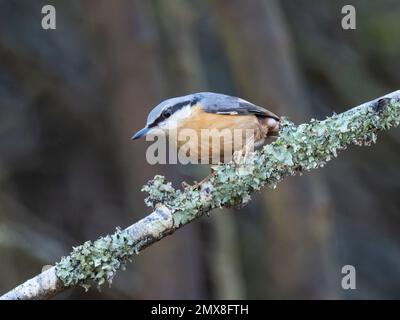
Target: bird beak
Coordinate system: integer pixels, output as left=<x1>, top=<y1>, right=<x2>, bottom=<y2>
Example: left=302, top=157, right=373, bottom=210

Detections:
left=131, top=127, right=150, bottom=140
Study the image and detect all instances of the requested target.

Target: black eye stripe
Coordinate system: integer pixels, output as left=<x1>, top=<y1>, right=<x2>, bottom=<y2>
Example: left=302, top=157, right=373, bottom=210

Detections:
left=149, top=99, right=193, bottom=127
left=190, top=97, right=199, bottom=106
left=169, top=100, right=192, bottom=114
left=163, top=110, right=171, bottom=117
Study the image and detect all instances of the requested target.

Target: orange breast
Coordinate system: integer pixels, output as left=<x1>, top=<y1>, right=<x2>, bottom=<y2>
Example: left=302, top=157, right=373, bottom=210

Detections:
left=169, top=105, right=275, bottom=163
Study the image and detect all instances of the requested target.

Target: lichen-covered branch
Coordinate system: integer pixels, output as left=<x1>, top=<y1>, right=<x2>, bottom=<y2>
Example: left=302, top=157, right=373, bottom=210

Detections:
left=1, top=91, right=399, bottom=300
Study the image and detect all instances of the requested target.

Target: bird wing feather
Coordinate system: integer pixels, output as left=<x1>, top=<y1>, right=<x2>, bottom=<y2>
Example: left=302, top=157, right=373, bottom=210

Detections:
left=196, top=92, right=279, bottom=120
left=213, top=101, right=279, bottom=120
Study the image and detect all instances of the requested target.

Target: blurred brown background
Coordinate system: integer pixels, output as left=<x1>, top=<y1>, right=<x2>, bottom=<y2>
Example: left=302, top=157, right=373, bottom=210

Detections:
left=0, top=0, right=400, bottom=299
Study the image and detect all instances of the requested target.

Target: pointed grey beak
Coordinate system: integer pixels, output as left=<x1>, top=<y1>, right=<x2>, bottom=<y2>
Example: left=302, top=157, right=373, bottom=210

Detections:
left=131, top=127, right=150, bottom=140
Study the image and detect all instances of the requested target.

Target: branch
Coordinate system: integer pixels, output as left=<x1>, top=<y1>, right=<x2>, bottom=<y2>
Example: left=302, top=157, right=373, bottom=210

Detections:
left=1, top=91, right=399, bottom=300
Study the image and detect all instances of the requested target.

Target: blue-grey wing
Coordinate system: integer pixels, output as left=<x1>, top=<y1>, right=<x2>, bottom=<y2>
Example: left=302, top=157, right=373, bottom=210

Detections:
left=198, top=92, right=279, bottom=120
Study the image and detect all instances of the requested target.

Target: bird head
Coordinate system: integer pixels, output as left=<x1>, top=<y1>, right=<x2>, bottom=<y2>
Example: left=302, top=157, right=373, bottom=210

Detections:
left=131, top=93, right=199, bottom=140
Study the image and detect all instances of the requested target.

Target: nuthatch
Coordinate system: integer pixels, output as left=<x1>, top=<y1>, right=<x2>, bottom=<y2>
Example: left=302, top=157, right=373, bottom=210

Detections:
left=132, top=92, right=280, bottom=163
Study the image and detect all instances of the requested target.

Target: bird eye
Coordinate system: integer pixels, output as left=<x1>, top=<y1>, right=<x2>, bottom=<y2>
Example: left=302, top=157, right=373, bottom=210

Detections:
left=163, top=110, right=171, bottom=118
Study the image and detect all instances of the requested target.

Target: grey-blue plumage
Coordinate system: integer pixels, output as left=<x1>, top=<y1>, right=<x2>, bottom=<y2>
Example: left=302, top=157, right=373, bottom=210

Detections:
left=146, top=92, right=278, bottom=127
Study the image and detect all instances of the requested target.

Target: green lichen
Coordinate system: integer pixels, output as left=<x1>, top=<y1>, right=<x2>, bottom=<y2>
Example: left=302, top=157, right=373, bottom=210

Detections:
left=142, top=175, right=206, bottom=227
left=55, top=97, right=400, bottom=290
left=143, top=98, right=400, bottom=226
left=55, top=228, right=135, bottom=290
left=141, top=175, right=177, bottom=208
left=210, top=98, right=400, bottom=207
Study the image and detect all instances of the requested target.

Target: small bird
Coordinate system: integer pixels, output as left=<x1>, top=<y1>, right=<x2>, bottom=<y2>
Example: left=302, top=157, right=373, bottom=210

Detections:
left=132, top=92, right=280, bottom=164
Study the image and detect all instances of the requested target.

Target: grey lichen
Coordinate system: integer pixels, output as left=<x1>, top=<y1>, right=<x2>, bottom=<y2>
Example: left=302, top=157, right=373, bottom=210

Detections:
left=53, top=97, right=400, bottom=291
left=55, top=228, right=136, bottom=290
left=142, top=175, right=177, bottom=208
left=143, top=97, right=400, bottom=226
left=142, top=175, right=205, bottom=227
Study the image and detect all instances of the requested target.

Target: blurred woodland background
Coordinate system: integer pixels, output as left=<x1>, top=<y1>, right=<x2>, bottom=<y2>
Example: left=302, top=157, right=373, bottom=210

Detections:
left=1, top=0, right=400, bottom=299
